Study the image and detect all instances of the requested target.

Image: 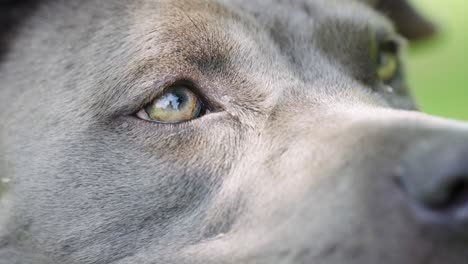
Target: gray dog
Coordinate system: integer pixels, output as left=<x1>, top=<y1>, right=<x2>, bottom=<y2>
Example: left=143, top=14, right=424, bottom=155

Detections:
left=1, top=0, right=468, bottom=263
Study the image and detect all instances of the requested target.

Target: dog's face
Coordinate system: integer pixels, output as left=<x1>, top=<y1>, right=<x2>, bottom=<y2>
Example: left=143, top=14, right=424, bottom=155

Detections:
left=1, top=0, right=468, bottom=263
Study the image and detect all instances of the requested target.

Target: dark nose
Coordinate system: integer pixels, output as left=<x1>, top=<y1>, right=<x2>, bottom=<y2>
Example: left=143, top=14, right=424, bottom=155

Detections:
left=398, top=136, right=468, bottom=224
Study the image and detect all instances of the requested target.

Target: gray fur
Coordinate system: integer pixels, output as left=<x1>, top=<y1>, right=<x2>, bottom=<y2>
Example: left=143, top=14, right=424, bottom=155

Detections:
left=1, top=0, right=467, bottom=263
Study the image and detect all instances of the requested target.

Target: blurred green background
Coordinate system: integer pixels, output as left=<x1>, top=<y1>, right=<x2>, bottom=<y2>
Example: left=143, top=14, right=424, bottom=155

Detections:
left=408, top=0, right=468, bottom=120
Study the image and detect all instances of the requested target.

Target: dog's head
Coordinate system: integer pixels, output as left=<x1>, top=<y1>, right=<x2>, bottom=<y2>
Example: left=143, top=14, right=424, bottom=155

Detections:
left=1, top=0, right=467, bottom=263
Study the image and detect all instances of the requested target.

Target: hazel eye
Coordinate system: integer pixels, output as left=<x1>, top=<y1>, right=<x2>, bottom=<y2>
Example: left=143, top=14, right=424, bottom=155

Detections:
left=377, top=51, right=399, bottom=83
left=136, top=86, right=203, bottom=124
left=374, top=39, right=400, bottom=84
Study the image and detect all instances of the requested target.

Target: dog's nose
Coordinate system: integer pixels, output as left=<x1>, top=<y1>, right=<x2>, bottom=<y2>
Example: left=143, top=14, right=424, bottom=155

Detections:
left=398, top=136, right=468, bottom=224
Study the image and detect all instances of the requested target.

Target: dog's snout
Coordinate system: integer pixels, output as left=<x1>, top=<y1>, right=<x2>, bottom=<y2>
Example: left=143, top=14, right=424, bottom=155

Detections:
left=397, top=136, right=468, bottom=225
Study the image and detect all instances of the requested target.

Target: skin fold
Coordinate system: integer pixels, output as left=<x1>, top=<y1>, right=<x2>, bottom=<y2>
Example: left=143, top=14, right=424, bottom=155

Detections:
left=0, top=0, right=467, bottom=263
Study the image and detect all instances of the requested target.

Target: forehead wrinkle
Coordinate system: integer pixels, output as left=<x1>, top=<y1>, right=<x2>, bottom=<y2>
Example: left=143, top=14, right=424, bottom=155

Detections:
left=106, top=0, right=285, bottom=119
left=131, top=0, right=255, bottom=76
left=220, top=0, right=396, bottom=76
left=122, top=1, right=235, bottom=92
left=134, top=4, right=284, bottom=70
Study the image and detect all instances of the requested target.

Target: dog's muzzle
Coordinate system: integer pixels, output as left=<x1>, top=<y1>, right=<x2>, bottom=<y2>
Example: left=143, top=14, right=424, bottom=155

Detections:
left=397, top=134, right=468, bottom=232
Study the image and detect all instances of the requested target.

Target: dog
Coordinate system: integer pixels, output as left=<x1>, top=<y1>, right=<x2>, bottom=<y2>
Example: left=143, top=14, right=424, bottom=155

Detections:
left=1, top=0, right=468, bottom=263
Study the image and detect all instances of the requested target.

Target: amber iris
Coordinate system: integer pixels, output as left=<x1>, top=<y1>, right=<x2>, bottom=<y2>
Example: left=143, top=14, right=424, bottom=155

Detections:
left=143, top=86, right=202, bottom=123
left=377, top=51, right=399, bottom=83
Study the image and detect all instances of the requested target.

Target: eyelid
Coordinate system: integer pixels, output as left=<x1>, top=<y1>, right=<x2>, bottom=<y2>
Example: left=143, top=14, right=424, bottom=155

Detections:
left=114, top=76, right=176, bottom=116
left=125, top=77, right=222, bottom=118
left=136, top=108, right=152, bottom=121
left=382, top=35, right=407, bottom=55
left=375, top=29, right=407, bottom=50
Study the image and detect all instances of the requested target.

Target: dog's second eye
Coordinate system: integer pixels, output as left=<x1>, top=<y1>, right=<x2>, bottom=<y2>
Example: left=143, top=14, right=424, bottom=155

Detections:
left=376, top=50, right=399, bottom=83
left=136, top=86, right=203, bottom=123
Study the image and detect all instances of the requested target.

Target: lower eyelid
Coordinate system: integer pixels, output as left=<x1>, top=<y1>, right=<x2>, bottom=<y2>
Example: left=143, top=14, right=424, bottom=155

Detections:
left=117, top=112, right=227, bottom=137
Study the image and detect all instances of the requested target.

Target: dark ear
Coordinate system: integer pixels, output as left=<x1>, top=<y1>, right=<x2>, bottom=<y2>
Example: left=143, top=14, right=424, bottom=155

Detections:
left=0, top=0, right=42, bottom=60
left=376, top=0, right=437, bottom=40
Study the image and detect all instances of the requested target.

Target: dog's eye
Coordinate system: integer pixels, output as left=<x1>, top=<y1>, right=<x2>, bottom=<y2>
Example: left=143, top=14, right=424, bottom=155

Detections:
left=136, top=86, right=203, bottom=123
left=377, top=51, right=398, bottom=83
left=376, top=41, right=399, bottom=83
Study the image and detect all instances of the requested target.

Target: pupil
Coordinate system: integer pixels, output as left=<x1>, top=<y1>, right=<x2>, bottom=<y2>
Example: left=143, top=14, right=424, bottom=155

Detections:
left=171, top=92, right=186, bottom=110
left=378, top=53, right=386, bottom=66
left=165, top=92, right=186, bottom=110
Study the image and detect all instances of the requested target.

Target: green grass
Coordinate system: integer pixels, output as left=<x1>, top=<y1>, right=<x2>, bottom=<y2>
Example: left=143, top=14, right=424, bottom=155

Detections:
left=408, top=0, right=468, bottom=120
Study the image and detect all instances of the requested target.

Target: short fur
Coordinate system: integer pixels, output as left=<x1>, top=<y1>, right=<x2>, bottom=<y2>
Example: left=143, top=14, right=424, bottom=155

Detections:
left=1, top=0, right=467, bottom=263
